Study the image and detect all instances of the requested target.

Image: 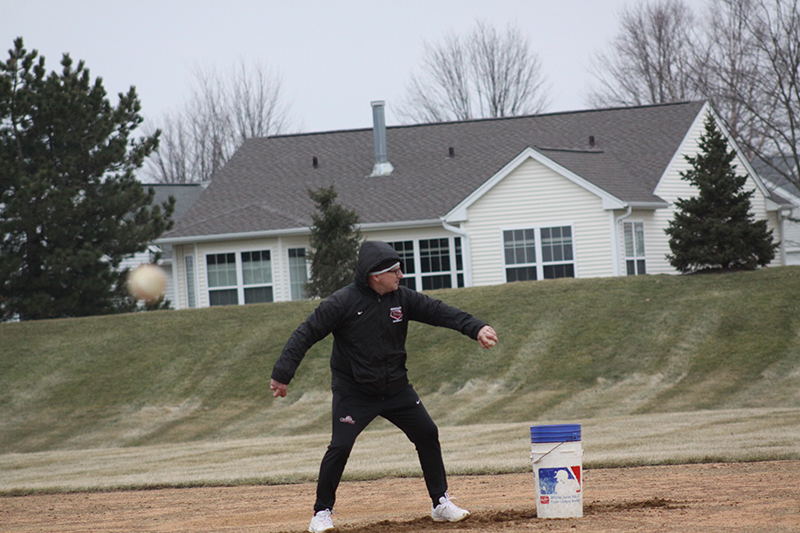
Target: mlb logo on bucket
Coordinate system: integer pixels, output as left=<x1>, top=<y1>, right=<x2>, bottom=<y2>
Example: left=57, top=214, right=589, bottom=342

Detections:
left=538, top=467, right=581, bottom=496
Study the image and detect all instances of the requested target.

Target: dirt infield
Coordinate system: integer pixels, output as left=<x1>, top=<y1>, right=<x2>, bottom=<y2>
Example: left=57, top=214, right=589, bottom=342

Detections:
left=2, top=461, right=798, bottom=533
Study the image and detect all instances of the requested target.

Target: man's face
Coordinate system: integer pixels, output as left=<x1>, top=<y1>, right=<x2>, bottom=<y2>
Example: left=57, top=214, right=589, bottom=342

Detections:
left=370, top=266, right=403, bottom=295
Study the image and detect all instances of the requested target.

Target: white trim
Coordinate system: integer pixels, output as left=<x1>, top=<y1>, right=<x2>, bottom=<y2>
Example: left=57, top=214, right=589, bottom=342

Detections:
left=499, top=223, right=577, bottom=282
left=157, top=219, right=444, bottom=246
left=287, top=246, right=310, bottom=301
left=170, top=256, right=180, bottom=309
left=627, top=201, right=670, bottom=209
left=385, top=236, right=465, bottom=291
left=441, top=219, right=473, bottom=286
left=622, top=220, right=647, bottom=275
left=205, top=247, right=276, bottom=306
left=613, top=207, right=633, bottom=277
left=160, top=228, right=309, bottom=246
left=443, top=147, right=626, bottom=223
left=609, top=211, right=621, bottom=276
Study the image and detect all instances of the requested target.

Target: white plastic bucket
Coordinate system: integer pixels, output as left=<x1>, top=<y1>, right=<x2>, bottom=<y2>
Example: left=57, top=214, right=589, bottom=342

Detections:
left=530, top=424, right=583, bottom=519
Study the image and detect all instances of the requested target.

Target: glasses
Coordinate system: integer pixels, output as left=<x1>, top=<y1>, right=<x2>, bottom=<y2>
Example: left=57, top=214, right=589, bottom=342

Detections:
left=385, top=268, right=403, bottom=277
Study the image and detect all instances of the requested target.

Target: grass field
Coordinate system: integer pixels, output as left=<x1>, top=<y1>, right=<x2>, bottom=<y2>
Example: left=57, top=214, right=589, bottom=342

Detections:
left=2, top=267, right=800, bottom=494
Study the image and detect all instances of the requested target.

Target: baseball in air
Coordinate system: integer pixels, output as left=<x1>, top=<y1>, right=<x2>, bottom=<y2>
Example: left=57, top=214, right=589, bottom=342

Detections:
left=128, top=264, right=167, bottom=301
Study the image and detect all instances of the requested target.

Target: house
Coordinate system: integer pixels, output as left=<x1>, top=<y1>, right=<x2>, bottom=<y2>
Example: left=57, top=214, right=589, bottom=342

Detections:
left=750, top=156, right=800, bottom=265
left=121, top=182, right=208, bottom=303
left=157, top=101, right=790, bottom=310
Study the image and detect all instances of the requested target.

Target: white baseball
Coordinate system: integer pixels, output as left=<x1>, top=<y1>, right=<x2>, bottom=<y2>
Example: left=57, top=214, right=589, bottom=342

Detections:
left=484, top=338, right=496, bottom=347
left=128, top=264, right=167, bottom=301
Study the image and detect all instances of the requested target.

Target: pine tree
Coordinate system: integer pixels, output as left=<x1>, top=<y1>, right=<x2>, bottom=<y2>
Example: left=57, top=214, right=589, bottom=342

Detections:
left=0, top=38, right=174, bottom=320
left=305, top=184, right=362, bottom=298
left=665, top=115, right=777, bottom=273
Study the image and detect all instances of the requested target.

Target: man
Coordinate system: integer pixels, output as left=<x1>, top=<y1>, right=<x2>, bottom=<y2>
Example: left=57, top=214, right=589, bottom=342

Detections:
left=271, top=240, right=499, bottom=533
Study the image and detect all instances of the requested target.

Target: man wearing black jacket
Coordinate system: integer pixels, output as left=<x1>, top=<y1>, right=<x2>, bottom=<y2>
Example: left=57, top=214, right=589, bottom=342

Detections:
left=271, top=240, right=498, bottom=533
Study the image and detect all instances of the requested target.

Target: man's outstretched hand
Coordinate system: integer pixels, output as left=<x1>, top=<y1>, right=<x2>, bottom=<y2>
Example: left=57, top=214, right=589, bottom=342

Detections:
left=270, top=379, right=288, bottom=398
left=477, top=325, right=499, bottom=349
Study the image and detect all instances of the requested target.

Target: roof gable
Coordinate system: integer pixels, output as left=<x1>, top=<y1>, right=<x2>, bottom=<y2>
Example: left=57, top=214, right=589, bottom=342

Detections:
left=445, top=146, right=627, bottom=223
left=163, top=101, right=707, bottom=241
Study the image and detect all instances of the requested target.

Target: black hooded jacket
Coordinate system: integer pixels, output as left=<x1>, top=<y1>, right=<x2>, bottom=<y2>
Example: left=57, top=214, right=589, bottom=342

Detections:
left=271, top=240, right=487, bottom=398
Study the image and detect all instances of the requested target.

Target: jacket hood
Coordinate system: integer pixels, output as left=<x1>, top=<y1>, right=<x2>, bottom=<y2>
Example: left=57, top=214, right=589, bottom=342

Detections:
left=355, top=241, right=402, bottom=288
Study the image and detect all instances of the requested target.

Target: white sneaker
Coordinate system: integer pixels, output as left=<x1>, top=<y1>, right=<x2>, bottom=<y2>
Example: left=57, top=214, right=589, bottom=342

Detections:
left=431, top=493, right=470, bottom=522
left=308, top=509, right=335, bottom=532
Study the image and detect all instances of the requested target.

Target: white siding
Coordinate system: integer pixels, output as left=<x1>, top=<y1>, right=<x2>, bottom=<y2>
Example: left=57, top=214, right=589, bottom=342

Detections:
left=463, top=157, right=615, bottom=286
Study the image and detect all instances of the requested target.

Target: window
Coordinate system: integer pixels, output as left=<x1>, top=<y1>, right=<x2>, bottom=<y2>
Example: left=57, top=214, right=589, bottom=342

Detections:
left=242, top=250, right=273, bottom=304
left=206, top=250, right=274, bottom=306
left=420, top=238, right=452, bottom=290
left=389, top=237, right=464, bottom=291
left=185, top=255, right=196, bottom=308
left=207, top=253, right=238, bottom=306
left=391, top=240, right=416, bottom=290
left=504, top=229, right=537, bottom=281
left=288, top=248, right=308, bottom=300
left=504, top=226, right=575, bottom=282
left=624, top=222, right=646, bottom=275
left=454, top=237, right=464, bottom=288
left=541, top=226, right=574, bottom=279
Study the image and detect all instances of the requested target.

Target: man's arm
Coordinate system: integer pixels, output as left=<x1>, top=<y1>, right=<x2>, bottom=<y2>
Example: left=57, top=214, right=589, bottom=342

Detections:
left=404, top=288, right=498, bottom=346
left=271, top=295, right=345, bottom=393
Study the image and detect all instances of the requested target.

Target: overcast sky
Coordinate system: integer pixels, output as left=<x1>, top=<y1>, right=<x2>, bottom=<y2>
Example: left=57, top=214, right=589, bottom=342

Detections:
left=5, top=0, right=634, bottom=133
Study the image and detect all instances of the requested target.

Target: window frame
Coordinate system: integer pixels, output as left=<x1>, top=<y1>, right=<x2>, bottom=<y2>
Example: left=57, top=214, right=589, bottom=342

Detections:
left=623, top=221, right=647, bottom=276
left=205, top=248, right=275, bottom=306
left=388, top=236, right=464, bottom=291
left=501, top=224, right=576, bottom=282
left=184, top=254, right=197, bottom=308
left=288, top=247, right=309, bottom=301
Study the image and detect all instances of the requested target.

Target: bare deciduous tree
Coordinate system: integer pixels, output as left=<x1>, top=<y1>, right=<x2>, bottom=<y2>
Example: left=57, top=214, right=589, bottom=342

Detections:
left=587, top=0, right=701, bottom=107
left=143, top=60, right=293, bottom=183
left=694, top=0, right=766, bottom=159
left=397, top=21, right=550, bottom=124
left=590, top=0, right=800, bottom=190
left=731, top=0, right=800, bottom=190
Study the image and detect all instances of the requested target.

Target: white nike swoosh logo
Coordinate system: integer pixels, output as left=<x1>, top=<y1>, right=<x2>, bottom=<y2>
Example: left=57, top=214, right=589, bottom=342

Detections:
left=416, top=400, right=421, bottom=405
left=357, top=311, right=363, bottom=315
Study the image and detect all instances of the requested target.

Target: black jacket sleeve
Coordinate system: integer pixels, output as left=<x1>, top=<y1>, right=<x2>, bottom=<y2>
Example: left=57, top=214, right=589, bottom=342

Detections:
left=403, top=288, right=487, bottom=339
left=271, top=295, right=345, bottom=385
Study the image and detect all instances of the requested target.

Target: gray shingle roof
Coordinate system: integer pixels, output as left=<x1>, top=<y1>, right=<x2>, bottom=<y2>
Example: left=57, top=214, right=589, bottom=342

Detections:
left=164, top=101, right=708, bottom=240
left=148, top=183, right=207, bottom=223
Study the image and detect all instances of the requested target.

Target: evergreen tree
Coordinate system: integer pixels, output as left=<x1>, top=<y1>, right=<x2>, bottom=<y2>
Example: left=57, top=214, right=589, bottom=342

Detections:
left=0, top=38, right=174, bottom=320
left=305, top=184, right=361, bottom=298
left=665, top=115, right=777, bottom=273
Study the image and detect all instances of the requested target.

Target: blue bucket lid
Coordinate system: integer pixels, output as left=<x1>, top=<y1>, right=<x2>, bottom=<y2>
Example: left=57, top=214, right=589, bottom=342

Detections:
left=530, top=423, right=581, bottom=443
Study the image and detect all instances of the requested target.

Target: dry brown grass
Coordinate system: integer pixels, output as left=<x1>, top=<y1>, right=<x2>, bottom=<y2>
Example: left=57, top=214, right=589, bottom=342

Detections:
left=2, top=407, right=798, bottom=494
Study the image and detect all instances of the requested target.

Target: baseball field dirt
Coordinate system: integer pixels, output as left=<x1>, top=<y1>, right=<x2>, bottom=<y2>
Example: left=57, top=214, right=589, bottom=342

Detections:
left=2, top=460, right=798, bottom=532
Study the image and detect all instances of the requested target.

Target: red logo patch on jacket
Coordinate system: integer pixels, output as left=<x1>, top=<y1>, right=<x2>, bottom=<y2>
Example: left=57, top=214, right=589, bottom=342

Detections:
left=390, top=306, right=403, bottom=323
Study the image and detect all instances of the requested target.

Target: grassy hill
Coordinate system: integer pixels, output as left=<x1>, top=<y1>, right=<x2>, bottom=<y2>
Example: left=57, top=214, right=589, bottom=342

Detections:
left=3, top=267, right=800, bottom=455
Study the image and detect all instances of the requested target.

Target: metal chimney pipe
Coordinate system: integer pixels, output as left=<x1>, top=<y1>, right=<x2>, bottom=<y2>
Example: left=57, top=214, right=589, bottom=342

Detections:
left=370, top=101, right=393, bottom=177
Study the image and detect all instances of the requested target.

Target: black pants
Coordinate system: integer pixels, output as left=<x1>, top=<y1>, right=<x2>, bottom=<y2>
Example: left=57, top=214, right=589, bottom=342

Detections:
left=314, top=385, right=447, bottom=512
